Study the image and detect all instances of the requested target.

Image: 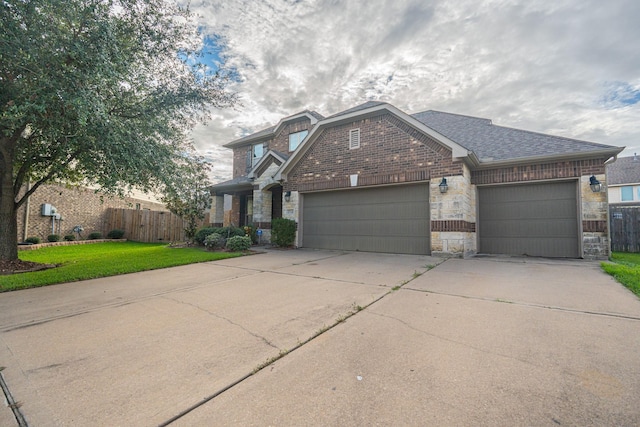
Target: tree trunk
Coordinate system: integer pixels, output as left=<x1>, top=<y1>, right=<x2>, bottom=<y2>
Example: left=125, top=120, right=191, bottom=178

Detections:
left=0, top=136, right=18, bottom=261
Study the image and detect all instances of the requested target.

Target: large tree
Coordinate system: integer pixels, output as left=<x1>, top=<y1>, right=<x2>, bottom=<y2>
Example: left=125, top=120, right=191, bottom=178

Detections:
left=0, top=0, right=234, bottom=260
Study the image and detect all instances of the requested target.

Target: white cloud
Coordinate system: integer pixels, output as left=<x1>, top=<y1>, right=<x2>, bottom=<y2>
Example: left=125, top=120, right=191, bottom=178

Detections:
left=190, top=0, right=640, bottom=182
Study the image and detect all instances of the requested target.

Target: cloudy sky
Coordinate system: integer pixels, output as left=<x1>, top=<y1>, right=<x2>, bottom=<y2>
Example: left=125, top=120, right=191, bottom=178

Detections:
left=187, top=0, right=640, bottom=183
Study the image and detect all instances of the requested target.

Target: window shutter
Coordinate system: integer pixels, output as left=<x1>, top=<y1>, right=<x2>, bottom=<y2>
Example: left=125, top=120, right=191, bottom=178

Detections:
left=246, top=148, right=252, bottom=171
left=349, top=129, right=360, bottom=149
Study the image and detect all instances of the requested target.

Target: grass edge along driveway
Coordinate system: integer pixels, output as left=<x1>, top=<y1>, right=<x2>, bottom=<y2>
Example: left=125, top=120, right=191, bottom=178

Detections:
left=602, top=252, right=640, bottom=298
left=0, top=241, right=243, bottom=292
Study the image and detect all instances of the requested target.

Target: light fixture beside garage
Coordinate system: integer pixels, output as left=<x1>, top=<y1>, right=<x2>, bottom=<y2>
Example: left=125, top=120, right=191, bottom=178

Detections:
left=284, top=191, right=291, bottom=202
left=589, top=175, right=602, bottom=193
left=439, top=177, right=448, bottom=193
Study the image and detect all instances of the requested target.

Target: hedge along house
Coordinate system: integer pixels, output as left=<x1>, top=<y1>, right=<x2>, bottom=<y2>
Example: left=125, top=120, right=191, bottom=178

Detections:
left=210, top=101, right=622, bottom=259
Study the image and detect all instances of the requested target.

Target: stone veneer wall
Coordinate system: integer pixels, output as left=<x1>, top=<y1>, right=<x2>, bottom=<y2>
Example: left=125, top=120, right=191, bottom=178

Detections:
left=581, top=173, right=609, bottom=259
left=430, top=164, right=477, bottom=257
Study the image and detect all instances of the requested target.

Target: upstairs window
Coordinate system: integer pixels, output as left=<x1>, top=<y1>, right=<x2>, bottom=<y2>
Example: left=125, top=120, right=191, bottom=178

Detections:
left=252, top=143, right=264, bottom=166
left=246, top=143, right=264, bottom=171
left=288, top=130, right=308, bottom=151
left=349, top=128, right=360, bottom=149
left=621, top=186, right=633, bottom=201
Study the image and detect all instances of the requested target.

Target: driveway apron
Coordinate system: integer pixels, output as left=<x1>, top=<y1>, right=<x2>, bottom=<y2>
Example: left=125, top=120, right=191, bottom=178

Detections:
left=1, top=252, right=639, bottom=426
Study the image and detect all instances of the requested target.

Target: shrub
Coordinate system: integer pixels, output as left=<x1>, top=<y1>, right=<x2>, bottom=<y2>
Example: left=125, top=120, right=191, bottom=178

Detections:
left=47, top=234, right=60, bottom=242
left=195, top=226, right=246, bottom=245
left=226, top=235, right=252, bottom=251
left=107, top=229, right=125, bottom=239
left=220, top=226, right=245, bottom=238
left=271, top=218, right=297, bottom=247
left=244, top=224, right=258, bottom=244
left=203, top=233, right=226, bottom=250
left=88, top=232, right=103, bottom=240
left=194, top=227, right=218, bottom=245
left=25, top=236, right=41, bottom=244
left=63, top=234, right=76, bottom=241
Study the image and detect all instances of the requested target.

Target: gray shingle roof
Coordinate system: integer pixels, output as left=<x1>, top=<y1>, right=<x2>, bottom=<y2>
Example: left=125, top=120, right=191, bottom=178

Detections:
left=326, top=101, right=389, bottom=119
left=412, top=110, right=616, bottom=162
left=606, top=155, right=640, bottom=185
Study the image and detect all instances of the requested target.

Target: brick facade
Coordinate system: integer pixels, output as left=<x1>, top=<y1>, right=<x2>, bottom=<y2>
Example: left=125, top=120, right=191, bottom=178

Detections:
left=16, top=183, right=166, bottom=242
left=471, top=159, right=607, bottom=185
left=285, top=113, right=462, bottom=192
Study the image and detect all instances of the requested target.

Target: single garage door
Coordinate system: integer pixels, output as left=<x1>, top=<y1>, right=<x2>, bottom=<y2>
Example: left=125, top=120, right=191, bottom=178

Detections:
left=478, top=181, right=579, bottom=258
left=302, top=184, right=430, bottom=255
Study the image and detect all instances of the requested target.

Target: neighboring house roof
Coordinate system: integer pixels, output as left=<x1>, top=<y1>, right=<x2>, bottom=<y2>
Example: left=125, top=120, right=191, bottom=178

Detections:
left=606, top=155, right=640, bottom=185
left=412, top=110, right=619, bottom=163
left=224, top=110, right=324, bottom=148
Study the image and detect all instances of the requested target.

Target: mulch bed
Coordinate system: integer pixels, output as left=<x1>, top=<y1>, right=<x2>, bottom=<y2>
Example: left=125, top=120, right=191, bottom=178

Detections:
left=0, top=259, right=55, bottom=275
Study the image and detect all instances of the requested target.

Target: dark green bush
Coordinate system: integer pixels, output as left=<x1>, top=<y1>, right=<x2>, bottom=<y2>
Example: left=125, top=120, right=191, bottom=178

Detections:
left=220, top=226, right=246, bottom=238
left=25, top=236, right=41, bottom=244
left=271, top=218, right=297, bottom=247
left=88, top=232, right=103, bottom=240
left=107, top=229, right=125, bottom=239
left=203, top=233, right=226, bottom=250
left=47, top=234, right=60, bottom=242
left=63, top=234, right=76, bottom=241
left=194, top=227, right=218, bottom=245
left=226, top=235, right=252, bottom=251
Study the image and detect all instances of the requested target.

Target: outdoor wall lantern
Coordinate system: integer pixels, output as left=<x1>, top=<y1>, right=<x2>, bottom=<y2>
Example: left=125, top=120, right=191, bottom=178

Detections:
left=589, top=175, right=602, bottom=193
left=284, top=191, right=291, bottom=202
left=439, top=177, right=448, bottom=194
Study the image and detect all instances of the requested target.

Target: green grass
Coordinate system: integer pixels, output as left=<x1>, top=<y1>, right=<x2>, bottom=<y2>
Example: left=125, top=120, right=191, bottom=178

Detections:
left=0, top=242, right=244, bottom=292
left=601, top=252, right=640, bottom=297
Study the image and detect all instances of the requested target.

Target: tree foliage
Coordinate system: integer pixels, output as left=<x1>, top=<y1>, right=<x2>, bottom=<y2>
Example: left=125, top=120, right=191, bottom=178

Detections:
left=162, top=157, right=212, bottom=242
left=0, top=0, right=235, bottom=259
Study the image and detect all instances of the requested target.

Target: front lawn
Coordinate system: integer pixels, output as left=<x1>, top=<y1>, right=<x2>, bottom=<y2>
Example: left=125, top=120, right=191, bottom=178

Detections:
left=0, top=241, right=244, bottom=292
left=601, top=252, right=640, bottom=297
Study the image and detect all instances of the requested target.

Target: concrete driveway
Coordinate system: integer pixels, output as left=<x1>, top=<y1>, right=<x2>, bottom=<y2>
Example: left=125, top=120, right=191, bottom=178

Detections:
left=1, top=251, right=639, bottom=426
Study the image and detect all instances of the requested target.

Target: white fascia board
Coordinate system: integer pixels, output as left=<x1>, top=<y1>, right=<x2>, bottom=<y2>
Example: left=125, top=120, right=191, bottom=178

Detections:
left=276, top=104, right=472, bottom=181
left=248, top=150, right=288, bottom=179
left=471, top=147, right=624, bottom=170
left=225, top=112, right=319, bottom=149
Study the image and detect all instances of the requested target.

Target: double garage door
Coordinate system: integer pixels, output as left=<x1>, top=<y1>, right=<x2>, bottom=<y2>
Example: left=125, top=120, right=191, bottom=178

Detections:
left=301, top=180, right=580, bottom=258
left=302, top=184, right=430, bottom=255
left=478, top=181, right=580, bottom=258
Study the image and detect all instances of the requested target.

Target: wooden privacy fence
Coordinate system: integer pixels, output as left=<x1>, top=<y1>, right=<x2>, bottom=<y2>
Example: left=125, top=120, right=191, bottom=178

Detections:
left=105, top=208, right=198, bottom=243
left=609, top=206, right=640, bottom=253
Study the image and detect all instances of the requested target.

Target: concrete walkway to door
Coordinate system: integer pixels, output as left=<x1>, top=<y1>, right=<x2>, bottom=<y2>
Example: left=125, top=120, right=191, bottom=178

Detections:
left=0, top=250, right=639, bottom=426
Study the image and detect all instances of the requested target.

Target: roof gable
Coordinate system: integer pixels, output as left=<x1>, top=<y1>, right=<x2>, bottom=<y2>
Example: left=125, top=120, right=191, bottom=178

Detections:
left=224, top=110, right=323, bottom=148
left=275, top=103, right=470, bottom=181
left=249, top=150, right=289, bottom=179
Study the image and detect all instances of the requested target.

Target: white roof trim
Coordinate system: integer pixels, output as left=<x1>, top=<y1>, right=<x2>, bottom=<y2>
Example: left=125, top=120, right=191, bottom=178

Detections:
left=275, top=103, right=471, bottom=181
left=248, top=150, right=288, bottom=179
left=224, top=112, right=320, bottom=148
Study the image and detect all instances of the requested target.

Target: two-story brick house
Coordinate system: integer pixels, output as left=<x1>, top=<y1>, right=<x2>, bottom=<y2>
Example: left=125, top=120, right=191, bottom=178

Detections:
left=210, top=101, right=622, bottom=259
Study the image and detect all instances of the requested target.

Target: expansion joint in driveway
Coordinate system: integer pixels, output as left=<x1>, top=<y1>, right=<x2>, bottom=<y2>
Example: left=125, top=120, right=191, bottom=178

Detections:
left=0, top=368, right=28, bottom=427
left=402, top=287, right=640, bottom=321
left=158, top=257, right=442, bottom=426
